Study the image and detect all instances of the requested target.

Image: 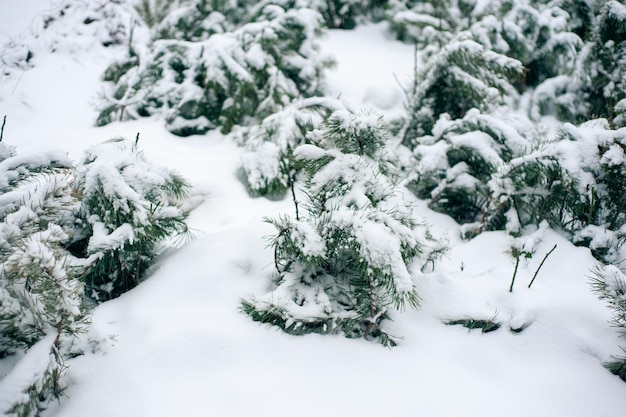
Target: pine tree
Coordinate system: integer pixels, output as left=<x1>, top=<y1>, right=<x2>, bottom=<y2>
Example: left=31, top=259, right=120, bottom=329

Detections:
left=0, top=143, right=88, bottom=416
left=576, top=0, right=626, bottom=127
left=406, top=108, right=536, bottom=230
left=439, top=118, right=626, bottom=262
left=0, top=0, right=135, bottom=79
left=400, top=31, right=523, bottom=145
left=388, top=0, right=584, bottom=124
left=233, top=96, right=348, bottom=198
left=386, top=0, right=474, bottom=45
left=70, top=138, right=190, bottom=301
left=242, top=110, right=445, bottom=346
left=97, top=5, right=333, bottom=136
left=0, top=134, right=193, bottom=414
left=298, top=0, right=387, bottom=29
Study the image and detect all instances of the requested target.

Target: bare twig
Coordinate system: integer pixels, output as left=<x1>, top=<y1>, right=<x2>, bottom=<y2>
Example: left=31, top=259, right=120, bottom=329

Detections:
left=0, top=115, right=6, bottom=142
left=290, top=172, right=299, bottom=221
left=528, top=244, right=557, bottom=288
left=509, top=251, right=521, bottom=293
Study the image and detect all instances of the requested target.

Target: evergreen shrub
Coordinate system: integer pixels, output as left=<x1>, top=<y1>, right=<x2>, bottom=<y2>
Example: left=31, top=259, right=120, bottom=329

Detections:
left=242, top=110, right=446, bottom=346
left=97, top=5, right=333, bottom=136
left=0, top=137, right=191, bottom=414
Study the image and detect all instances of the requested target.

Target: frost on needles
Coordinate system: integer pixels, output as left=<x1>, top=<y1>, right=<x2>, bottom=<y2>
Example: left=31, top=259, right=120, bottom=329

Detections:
left=242, top=110, right=446, bottom=346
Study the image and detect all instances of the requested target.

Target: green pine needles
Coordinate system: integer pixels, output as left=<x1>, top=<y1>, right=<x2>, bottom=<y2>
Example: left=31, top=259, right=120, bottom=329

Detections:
left=97, top=4, right=333, bottom=136
left=401, top=33, right=523, bottom=144
left=70, top=138, right=190, bottom=301
left=0, top=142, right=86, bottom=415
left=234, top=96, right=348, bottom=198
left=0, top=137, right=190, bottom=414
left=242, top=110, right=445, bottom=346
left=591, top=265, right=626, bottom=382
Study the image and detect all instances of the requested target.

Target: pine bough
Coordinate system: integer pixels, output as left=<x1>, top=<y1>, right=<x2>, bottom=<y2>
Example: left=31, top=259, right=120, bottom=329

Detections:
left=0, top=137, right=190, bottom=415
left=242, top=110, right=446, bottom=346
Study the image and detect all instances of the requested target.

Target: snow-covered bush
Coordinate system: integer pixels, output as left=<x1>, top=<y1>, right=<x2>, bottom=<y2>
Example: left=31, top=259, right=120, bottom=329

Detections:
left=0, top=136, right=191, bottom=414
left=0, top=142, right=87, bottom=416
left=576, top=0, right=626, bottom=128
left=400, top=32, right=523, bottom=144
left=388, top=0, right=581, bottom=78
left=139, top=0, right=254, bottom=40
left=389, top=0, right=584, bottom=124
left=242, top=110, right=446, bottom=346
left=97, top=5, right=333, bottom=136
left=296, top=0, right=387, bottom=29
left=488, top=120, right=626, bottom=263
left=406, top=109, right=535, bottom=227
left=71, top=138, right=190, bottom=301
left=385, top=0, right=467, bottom=45
left=0, top=142, right=78, bottom=356
left=409, top=114, right=626, bottom=264
left=233, top=96, right=347, bottom=198
left=591, top=265, right=626, bottom=382
left=0, top=0, right=136, bottom=78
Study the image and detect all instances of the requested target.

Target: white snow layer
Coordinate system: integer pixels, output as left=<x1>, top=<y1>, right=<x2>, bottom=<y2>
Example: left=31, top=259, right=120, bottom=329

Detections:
left=0, top=6, right=625, bottom=417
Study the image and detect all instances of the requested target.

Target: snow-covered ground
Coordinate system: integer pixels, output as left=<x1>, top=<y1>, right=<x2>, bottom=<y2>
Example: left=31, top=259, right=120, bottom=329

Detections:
left=2, top=3, right=626, bottom=416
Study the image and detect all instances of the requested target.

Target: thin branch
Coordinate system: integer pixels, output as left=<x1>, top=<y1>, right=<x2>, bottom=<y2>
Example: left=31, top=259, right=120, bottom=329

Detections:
left=290, top=174, right=299, bottom=221
left=509, top=251, right=521, bottom=293
left=528, top=244, right=557, bottom=288
left=0, top=115, right=6, bottom=142
left=363, top=280, right=377, bottom=340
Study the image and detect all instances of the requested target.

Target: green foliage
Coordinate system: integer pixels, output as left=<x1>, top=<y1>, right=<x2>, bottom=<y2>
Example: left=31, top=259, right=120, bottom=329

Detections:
left=0, top=137, right=192, bottom=413
left=591, top=265, right=626, bottom=382
left=2, top=334, right=66, bottom=417
left=401, top=33, right=523, bottom=143
left=392, top=1, right=626, bottom=265
left=243, top=110, right=445, bottom=346
left=409, top=112, right=626, bottom=263
left=386, top=0, right=470, bottom=45
left=577, top=1, right=626, bottom=127
left=389, top=0, right=583, bottom=125
left=298, top=0, right=387, bottom=29
left=150, top=0, right=248, bottom=41
left=136, top=0, right=177, bottom=28
left=71, top=138, right=190, bottom=301
left=98, top=5, right=333, bottom=136
left=446, top=318, right=500, bottom=333
left=407, top=109, right=534, bottom=226
left=0, top=143, right=86, bottom=415
left=234, top=97, right=348, bottom=198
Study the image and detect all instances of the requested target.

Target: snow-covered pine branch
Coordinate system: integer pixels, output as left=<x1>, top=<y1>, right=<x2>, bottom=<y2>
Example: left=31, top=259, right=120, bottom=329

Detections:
left=233, top=96, right=348, bottom=198
left=243, top=109, right=446, bottom=346
left=71, top=138, right=190, bottom=301
left=97, top=5, right=334, bottom=136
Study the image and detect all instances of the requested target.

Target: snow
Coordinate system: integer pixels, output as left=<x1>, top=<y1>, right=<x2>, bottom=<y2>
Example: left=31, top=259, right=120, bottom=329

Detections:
left=0, top=333, right=55, bottom=415
left=1, top=3, right=626, bottom=417
left=0, top=0, right=52, bottom=42
left=322, top=23, right=415, bottom=119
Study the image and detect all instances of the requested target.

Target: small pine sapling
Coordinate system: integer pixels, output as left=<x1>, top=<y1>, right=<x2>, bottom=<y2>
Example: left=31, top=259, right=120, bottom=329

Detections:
left=242, top=110, right=445, bottom=346
left=97, top=5, right=333, bottom=136
left=401, top=33, right=523, bottom=144
left=70, top=138, right=190, bottom=301
left=576, top=1, right=626, bottom=127
left=406, top=109, right=535, bottom=228
left=233, top=96, right=348, bottom=198
left=0, top=143, right=88, bottom=415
